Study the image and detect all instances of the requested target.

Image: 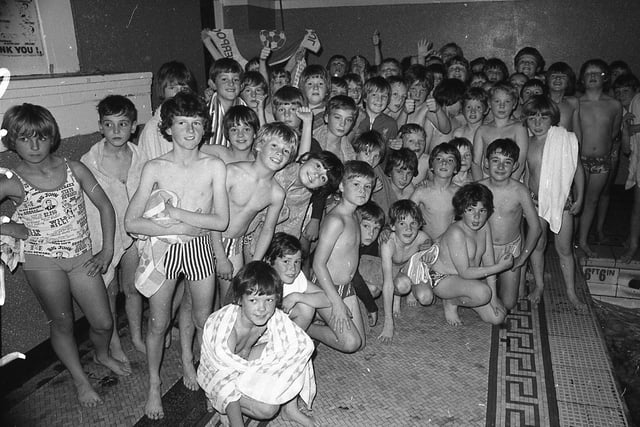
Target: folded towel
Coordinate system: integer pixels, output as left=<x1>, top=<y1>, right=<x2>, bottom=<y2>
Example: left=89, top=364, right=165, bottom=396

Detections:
left=537, top=126, right=579, bottom=233
left=197, top=304, right=316, bottom=414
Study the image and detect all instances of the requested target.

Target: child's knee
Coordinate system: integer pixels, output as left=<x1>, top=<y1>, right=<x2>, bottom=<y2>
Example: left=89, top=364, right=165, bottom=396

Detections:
left=414, top=286, right=434, bottom=305
left=290, top=304, right=314, bottom=328
left=474, top=285, right=492, bottom=305
left=49, top=312, right=75, bottom=333
left=395, top=276, right=412, bottom=295
left=251, top=402, right=279, bottom=420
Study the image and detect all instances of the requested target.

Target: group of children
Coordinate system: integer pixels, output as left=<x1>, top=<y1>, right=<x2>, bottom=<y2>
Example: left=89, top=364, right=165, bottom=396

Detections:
left=1, top=34, right=639, bottom=427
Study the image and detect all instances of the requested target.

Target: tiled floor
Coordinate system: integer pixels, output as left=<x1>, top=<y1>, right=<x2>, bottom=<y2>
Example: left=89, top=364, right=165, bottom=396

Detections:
left=1, top=186, right=637, bottom=426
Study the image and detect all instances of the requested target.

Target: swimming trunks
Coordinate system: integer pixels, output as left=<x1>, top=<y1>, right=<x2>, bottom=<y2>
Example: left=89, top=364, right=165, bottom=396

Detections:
left=493, top=234, right=522, bottom=261
left=581, top=154, right=610, bottom=174
left=530, top=191, right=572, bottom=211
left=428, top=270, right=449, bottom=289
left=222, top=236, right=244, bottom=258
left=163, top=234, right=214, bottom=281
left=311, top=274, right=355, bottom=299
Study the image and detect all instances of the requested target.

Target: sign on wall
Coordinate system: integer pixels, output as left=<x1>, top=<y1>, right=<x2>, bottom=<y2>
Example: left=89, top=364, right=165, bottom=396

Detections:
left=0, top=0, right=49, bottom=75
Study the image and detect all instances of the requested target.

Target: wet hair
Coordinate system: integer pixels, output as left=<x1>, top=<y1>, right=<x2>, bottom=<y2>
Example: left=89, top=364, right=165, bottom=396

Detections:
left=384, top=147, right=418, bottom=177
left=521, top=78, right=546, bottom=98
left=399, top=123, right=426, bottom=139
left=380, top=58, right=401, bottom=71
left=349, top=55, right=371, bottom=73
left=299, top=64, right=330, bottom=89
left=356, top=201, right=385, bottom=228
left=298, top=150, right=344, bottom=197
left=222, top=105, right=260, bottom=140
left=452, top=183, right=494, bottom=219
left=425, top=63, right=446, bottom=85
left=272, top=85, right=306, bottom=108
left=433, top=78, right=466, bottom=107
left=389, top=199, right=425, bottom=228
left=269, top=66, right=291, bottom=84
left=363, top=76, right=391, bottom=96
left=344, top=73, right=363, bottom=87
left=450, top=136, right=472, bottom=152
left=439, top=42, right=464, bottom=59
left=2, top=103, right=61, bottom=152
left=546, top=62, right=576, bottom=95
left=254, top=122, right=299, bottom=164
left=612, top=73, right=640, bottom=91
left=353, top=130, right=386, bottom=158
left=470, top=57, right=486, bottom=72
left=469, top=72, right=489, bottom=88
left=514, top=47, right=545, bottom=74
left=159, top=91, right=209, bottom=142
left=241, top=71, right=268, bottom=94
left=486, top=138, right=520, bottom=162
left=610, top=60, right=630, bottom=73
left=97, top=95, right=138, bottom=122
left=446, top=56, right=470, bottom=80
left=404, top=64, right=433, bottom=93
left=265, top=232, right=302, bottom=265
left=327, top=55, right=348, bottom=68
left=489, top=81, right=519, bottom=103
left=522, top=95, right=561, bottom=126
left=463, top=87, right=489, bottom=109
left=208, top=57, right=244, bottom=83
left=245, top=57, right=260, bottom=73
left=578, top=59, right=610, bottom=91
left=387, top=75, right=407, bottom=89
left=343, top=160, right=375, bottom=183
left=429, top=142, right=461, bottom=174
left=484, top=58, right=509, bottom=82
left=326, top=94, right=357, bottom=116
left=232, top=261, right=283, bottom=307
left=154, top=61, right=198, bottom=105
left=330, top=76, right=348, bottom=94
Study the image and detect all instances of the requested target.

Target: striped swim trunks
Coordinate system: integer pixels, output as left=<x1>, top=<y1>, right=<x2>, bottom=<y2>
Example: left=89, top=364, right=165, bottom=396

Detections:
left=163, top=234, right=214, bottom=281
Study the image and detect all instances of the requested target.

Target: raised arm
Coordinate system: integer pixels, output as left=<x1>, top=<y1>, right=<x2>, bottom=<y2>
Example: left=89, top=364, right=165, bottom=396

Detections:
left=296, top=106, right=314, bottom=159
left=472, top=128, right=485, bottom=166
left=372, top=30, right=382, bottom=66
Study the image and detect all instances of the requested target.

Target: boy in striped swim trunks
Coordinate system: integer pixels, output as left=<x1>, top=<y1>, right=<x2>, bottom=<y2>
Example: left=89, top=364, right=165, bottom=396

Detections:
left=125, top=92, right=230, bottom=420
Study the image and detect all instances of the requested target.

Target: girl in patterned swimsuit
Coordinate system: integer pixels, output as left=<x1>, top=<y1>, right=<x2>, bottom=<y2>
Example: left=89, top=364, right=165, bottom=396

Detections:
left=0, top=104, right=130, bottom=408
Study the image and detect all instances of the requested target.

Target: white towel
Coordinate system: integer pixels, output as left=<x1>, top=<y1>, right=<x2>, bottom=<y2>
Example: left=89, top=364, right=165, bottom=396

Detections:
left=197, top=304, right=316, bottom=414
left=537, top=126, right=579, bottom=234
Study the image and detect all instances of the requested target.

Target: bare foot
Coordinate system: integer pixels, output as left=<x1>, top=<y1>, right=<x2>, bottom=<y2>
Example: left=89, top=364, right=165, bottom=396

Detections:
left=144, top=382, right=164, bottom=419
left=76, top=380, right=102, bottom=407
left=392, top=296, right=402, bottom=318
left=567, top=293, right=587, bottom=310
left=206, top=399, right=214, bottom=412
left=620, top=248, right=637, bottom=264
left=443, top=299, right=462, bottom=326
left=94, top=354, right=131, bottom=376
left=281, top=399, right=315, bottom=427
left=182, top=361, right=200, bottom=391
left=527, top=287, right=544, bottom=304
left=368, top=311, right=378, bottom=327
left=132, top=337, right=146, bottom=354
left=405, top=292, right=418, bottom=307
left=220, top=414, right=231, bottom=427
left=109, top=339, right=130, bottom=366
left=578, top=242, right=596, bottom=258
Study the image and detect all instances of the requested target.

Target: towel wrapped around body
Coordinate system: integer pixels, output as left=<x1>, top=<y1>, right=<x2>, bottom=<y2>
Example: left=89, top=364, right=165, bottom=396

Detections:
left=197, top=304, right=316, bottom=414
left=537, top=126, right=579, bottom=234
